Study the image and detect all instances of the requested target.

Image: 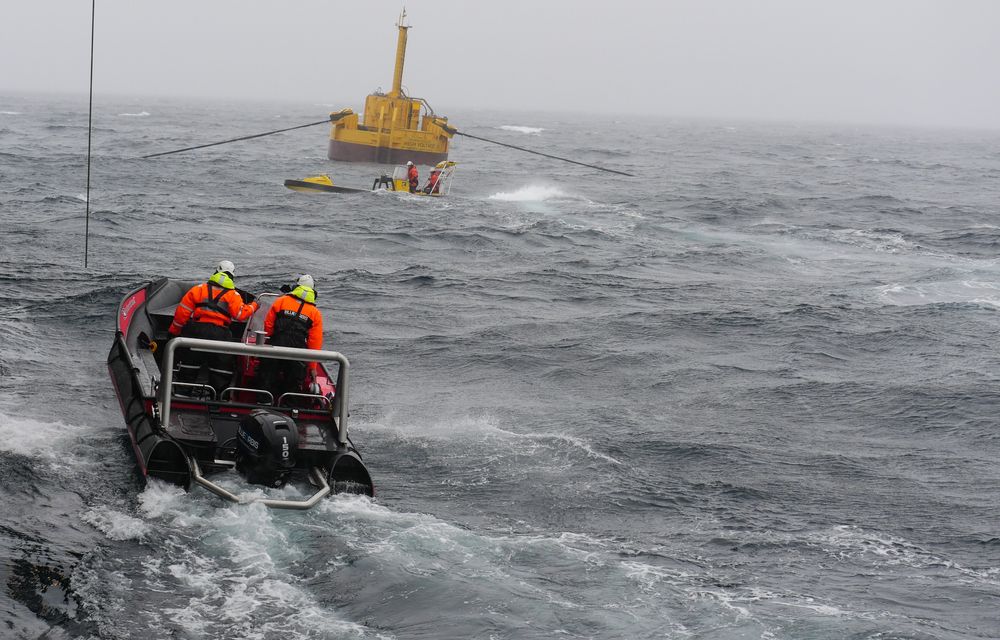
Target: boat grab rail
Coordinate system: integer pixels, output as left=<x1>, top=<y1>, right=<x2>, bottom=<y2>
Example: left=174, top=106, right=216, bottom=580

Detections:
left=190, top=458, right=331, bottom=510
left=171, top=382, right=216, bottom=400
left=160, top=337, right=350, bottom=445
left=278, top=392, right=332, bottom=409
left=220, top=386, right=275, bottom=405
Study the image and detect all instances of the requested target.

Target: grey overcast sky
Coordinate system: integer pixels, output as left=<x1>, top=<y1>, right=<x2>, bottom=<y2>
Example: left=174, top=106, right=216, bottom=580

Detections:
left=2, top=0, right=999, bottom=129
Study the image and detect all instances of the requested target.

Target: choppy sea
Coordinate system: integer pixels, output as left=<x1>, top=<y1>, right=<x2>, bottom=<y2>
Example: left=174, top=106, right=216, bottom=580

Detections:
left=1, top=93, right=999, bottom=639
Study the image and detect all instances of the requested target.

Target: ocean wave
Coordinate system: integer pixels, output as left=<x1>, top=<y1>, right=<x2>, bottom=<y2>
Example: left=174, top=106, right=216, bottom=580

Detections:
left=81, top=506, right=151, bottom=541
left=118, top=111, right=150, bottom=117
left=498, top=125, right=544, bottom=135
left=877, top=280, right=1000, bottom=308
left=72, top=482, right=377, bottom=639
left=0, top=111, right=21, bottom=115
left=488, top=185, right=572, bottom=201
left=360, top=412, right=621, bottom=467
left=0, top=411, right=107, bottom=468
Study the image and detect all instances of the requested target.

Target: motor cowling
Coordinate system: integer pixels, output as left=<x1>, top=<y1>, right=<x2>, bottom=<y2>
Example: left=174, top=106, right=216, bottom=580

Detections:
left=235, top=409, right=298, bottom=487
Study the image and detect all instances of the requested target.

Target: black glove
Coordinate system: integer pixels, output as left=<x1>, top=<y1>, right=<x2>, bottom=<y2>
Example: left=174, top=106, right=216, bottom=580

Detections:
left=280, top=284, right=292, bottom=293
left=236, top=288, right=256, bottom=304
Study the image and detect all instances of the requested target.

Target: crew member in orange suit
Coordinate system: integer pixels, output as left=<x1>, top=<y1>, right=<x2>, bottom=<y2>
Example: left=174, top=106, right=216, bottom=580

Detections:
left=169, top=260, right=259, bottom=393
left=259, top=274, right=324, bottom=397
left=423, top=168, right=442, bottom=194
left=406, top=161, right=419, bottom=193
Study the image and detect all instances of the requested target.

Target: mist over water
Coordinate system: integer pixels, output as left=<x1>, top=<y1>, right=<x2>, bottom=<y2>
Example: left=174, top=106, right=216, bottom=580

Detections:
left=1, top=93, right=1000, bottom=639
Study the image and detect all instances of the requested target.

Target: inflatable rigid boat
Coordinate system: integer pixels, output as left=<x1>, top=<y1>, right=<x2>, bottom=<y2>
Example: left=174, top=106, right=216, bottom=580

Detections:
left=107, top=278, right=374, bottom=508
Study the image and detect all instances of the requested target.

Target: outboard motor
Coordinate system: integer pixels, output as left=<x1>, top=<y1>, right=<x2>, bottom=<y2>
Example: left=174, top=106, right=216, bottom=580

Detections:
left=235, top=409, right=298, bottom=487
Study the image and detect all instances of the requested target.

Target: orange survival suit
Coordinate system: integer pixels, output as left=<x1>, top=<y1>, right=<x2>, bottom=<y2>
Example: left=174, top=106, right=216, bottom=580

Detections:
left=407, top=164, right=419, bottom=193
left=259, top=284, right=323, bottom=396
left=169, top=273, right=259, bottom=393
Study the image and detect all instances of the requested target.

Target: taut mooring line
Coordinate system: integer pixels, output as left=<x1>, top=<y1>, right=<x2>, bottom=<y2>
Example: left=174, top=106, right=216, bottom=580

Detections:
left=452, top=130, right=634, bottom=177
left=140, top=116, right=635, bottom=177
left=141, top=119, right=333, bottom=159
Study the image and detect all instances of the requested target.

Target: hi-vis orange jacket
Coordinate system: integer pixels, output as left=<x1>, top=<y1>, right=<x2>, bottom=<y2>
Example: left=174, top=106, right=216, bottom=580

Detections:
left=408, top=165, right=419, bottom=192
left=169, top=281, right=258, bottom=336
left=264, top=293, right=324, bottom=372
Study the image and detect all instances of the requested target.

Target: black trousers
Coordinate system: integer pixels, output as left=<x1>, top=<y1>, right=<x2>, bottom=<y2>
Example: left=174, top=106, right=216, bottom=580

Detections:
left=175, top=322, right=236, bottom=396
left=257, top=358, right=307, bottom=402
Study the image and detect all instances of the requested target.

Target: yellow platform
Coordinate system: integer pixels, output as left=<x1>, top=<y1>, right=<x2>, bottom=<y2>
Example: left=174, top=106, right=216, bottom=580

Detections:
left=327, top=11, right=454, bottom=165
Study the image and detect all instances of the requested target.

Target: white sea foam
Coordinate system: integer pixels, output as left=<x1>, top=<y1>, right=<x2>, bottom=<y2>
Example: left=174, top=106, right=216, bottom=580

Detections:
left=499, top=428, right=623, bottom=464
left=0, top=110, right=21, bottom=115
left=136, top=478, right=188, bottom=518
left=362, top=412, right=621, bottom=464
left=0, top=412, right=77, bottom=459
left=499, top=125, right=544, bottom=134
left=118, top=111, right=150, bottom=117
left=877, top=280, right=1000, bottom=307
left=117, top=472, right=689, bottom=638
left=489, top=185, right=568, bottom=201
left=123, top=482, right=382, bottom=639
left=622, top=560, right=689, bottom=591
left=82, top=506, right=151, bottom=541
left=827, top=228, right=913, bottom=253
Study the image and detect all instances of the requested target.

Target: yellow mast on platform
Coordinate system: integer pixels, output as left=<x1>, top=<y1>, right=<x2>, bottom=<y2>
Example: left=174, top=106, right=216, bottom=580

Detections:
left=326, top=9, right=454, bottom=165
left=389, top=10, right=408, bottom=99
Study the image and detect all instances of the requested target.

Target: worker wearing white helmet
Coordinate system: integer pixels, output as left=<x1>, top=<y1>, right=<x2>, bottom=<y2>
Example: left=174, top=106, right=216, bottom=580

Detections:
left=169, top=260, right=259, bottom=393
left=260, top=274, right=325, bottom=396
left=406, top=161, right=419, bottom=192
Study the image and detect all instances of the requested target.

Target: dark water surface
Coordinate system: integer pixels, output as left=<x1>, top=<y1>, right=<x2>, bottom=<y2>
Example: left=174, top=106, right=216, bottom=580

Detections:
left=1, top=94, right=999, bottom=639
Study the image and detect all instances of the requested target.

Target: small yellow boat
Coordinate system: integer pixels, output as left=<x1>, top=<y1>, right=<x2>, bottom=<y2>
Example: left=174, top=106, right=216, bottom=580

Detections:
left=282, top=175, right=369, bottom=194
left=285, top=161, right=458, bottom=197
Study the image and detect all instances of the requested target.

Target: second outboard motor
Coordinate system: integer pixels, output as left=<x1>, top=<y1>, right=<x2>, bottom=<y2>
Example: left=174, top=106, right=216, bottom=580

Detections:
left=235, top=409, right=298, bottom=487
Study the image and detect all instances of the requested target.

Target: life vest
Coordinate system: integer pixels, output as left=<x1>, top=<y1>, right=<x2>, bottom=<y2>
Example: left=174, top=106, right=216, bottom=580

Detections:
left=170, top=273, right=257, bottom=336
left=270, top=295, right=315, bottom=349
left=408, top=165, right=419, bottom=190
left=191, top=281, right=233, bottom=326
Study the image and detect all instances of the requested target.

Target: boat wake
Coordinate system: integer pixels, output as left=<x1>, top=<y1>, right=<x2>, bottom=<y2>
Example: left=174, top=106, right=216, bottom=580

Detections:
left=73, top=481, right=378, bottom=639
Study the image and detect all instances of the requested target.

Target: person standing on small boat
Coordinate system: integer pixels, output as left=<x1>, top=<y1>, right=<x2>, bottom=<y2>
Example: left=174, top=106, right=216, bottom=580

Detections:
left=406, top=160, right=419, bottom=193
left=168, top=260, right=259, bottom=394
left=259, top=274, right=324, bottom=397
left=423, top=168, right=442, bottom=194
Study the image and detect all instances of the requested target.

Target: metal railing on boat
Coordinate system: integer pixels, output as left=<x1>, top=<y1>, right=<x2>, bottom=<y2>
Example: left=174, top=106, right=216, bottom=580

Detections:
left=190, top=458, right=332, bottom=510
left=159, top=337, right=351, bottom=445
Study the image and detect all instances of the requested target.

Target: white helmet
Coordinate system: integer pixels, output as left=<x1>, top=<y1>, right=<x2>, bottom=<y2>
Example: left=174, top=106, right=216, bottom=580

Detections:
left=297, top=274, right=315, bottom=289
left=216, top=260, right=236, bottom=277
left=406, top=161, right=413, bottom=166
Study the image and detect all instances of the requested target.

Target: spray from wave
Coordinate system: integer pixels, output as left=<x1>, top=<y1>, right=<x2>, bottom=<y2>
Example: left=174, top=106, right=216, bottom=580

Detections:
left=498, top=125, right=544, bottom=135
left=488, top=185, right=569, bottom=201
